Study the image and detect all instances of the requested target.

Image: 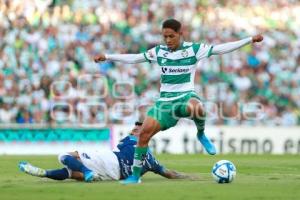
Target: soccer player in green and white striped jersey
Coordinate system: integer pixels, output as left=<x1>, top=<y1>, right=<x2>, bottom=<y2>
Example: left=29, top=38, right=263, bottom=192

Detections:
left=94, top=19, right=263, bottom=184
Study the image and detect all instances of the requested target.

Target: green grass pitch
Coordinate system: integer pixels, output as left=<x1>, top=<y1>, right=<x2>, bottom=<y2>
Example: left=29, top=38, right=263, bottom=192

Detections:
left=1, top=154, right=300, bottom=200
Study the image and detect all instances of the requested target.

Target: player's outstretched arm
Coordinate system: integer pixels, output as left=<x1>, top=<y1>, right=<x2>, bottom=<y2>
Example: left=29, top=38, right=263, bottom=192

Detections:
left=94, top=53, right=146, bottom=64
left=211, top=34, right=263, bottom=55
left=160, top=169, right=199, bottom=180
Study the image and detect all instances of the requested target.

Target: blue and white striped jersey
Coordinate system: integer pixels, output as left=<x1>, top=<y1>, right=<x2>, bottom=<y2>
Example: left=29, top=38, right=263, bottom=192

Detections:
left=113, top=135, right=165, bottom=179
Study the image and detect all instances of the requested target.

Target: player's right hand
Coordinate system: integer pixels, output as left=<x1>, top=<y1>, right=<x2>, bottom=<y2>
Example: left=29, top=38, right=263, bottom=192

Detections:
left=94, top=54, right=106, bottom=62
left=252, top=34, right=263, bottom=43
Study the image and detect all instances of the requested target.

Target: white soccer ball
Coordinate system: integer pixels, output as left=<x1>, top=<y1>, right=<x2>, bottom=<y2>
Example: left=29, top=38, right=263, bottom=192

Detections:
left=211, top=160, right=236, bottom=183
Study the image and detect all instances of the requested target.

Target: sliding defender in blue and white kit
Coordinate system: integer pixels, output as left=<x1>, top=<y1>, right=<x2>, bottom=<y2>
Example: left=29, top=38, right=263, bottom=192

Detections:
left=19, top=122, right=189, bottom=182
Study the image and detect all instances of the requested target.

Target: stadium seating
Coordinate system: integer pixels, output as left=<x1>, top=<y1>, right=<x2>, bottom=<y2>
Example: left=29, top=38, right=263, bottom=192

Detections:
left=0, top=0, right=299, bottom=125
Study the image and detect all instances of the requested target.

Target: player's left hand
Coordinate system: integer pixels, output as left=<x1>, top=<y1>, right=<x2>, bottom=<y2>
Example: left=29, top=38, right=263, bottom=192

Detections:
left=252, top=34, right=263, bottom=43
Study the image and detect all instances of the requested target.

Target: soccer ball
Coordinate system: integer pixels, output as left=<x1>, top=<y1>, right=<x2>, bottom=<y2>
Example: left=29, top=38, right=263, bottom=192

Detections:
left=211, top=160, right=236, bottom=183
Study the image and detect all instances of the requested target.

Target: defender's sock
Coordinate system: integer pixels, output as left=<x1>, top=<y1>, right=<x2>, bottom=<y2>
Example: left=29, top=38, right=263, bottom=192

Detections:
left=46, top=168, right=70, bottom=180
left=60, top=155, right=91, bottom=173
left=132, top=146, right=148, bottom=178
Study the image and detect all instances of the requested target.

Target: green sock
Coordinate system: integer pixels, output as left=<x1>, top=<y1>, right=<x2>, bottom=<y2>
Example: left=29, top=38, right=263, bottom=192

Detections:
left=194, top=117, right=205, bottom=134
left=132, top=146, right=148, bottom=178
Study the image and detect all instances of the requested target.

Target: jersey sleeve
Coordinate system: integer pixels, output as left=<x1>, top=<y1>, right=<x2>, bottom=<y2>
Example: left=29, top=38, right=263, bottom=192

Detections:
left=143, top=46, right=158, bottom=63
left=195, top=43, right=214, bottom=60
left=141, top=153, right=165, bottom=176
left=105, top=53, right=146, bottom=64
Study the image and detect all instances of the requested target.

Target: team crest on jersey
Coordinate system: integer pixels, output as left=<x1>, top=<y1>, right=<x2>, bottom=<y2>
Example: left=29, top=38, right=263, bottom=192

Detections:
left=163, top=52, right=168, bottom=57
left=181, top=49, right=188, bottom=58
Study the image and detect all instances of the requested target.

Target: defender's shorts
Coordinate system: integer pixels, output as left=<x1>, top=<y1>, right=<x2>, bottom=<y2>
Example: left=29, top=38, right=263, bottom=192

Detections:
left=147, top=92, right=202, bottom=130
left=77, top=150, right=120, bottom=181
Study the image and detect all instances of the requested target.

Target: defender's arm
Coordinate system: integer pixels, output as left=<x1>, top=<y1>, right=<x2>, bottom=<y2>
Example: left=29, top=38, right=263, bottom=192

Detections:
left=160, top=169, right=199, bottom=180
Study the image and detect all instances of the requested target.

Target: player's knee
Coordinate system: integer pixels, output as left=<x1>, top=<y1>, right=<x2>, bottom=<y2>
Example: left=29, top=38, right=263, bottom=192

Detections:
left=58, top=153, right=70, bottom=165
left=187, top=99, right=203, bottom=117
left=195, top=106, right=205, bottom=118
left=193, top=101, right=205, bottom=118
left=138, top=134, right=151, bottom=146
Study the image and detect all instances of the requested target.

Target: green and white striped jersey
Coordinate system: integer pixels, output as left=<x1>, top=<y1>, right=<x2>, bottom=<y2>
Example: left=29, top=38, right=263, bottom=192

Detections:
left=143, top=41, right=213, bottom=101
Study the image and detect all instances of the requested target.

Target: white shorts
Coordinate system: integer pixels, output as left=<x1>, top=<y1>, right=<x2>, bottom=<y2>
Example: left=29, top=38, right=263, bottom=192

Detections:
left=77, top=149, right=120, bottom=181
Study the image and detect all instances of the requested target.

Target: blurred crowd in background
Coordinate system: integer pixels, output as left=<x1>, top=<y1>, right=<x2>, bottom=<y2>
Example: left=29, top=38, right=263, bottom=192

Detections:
left=0, top=0, right=300, bottom=126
